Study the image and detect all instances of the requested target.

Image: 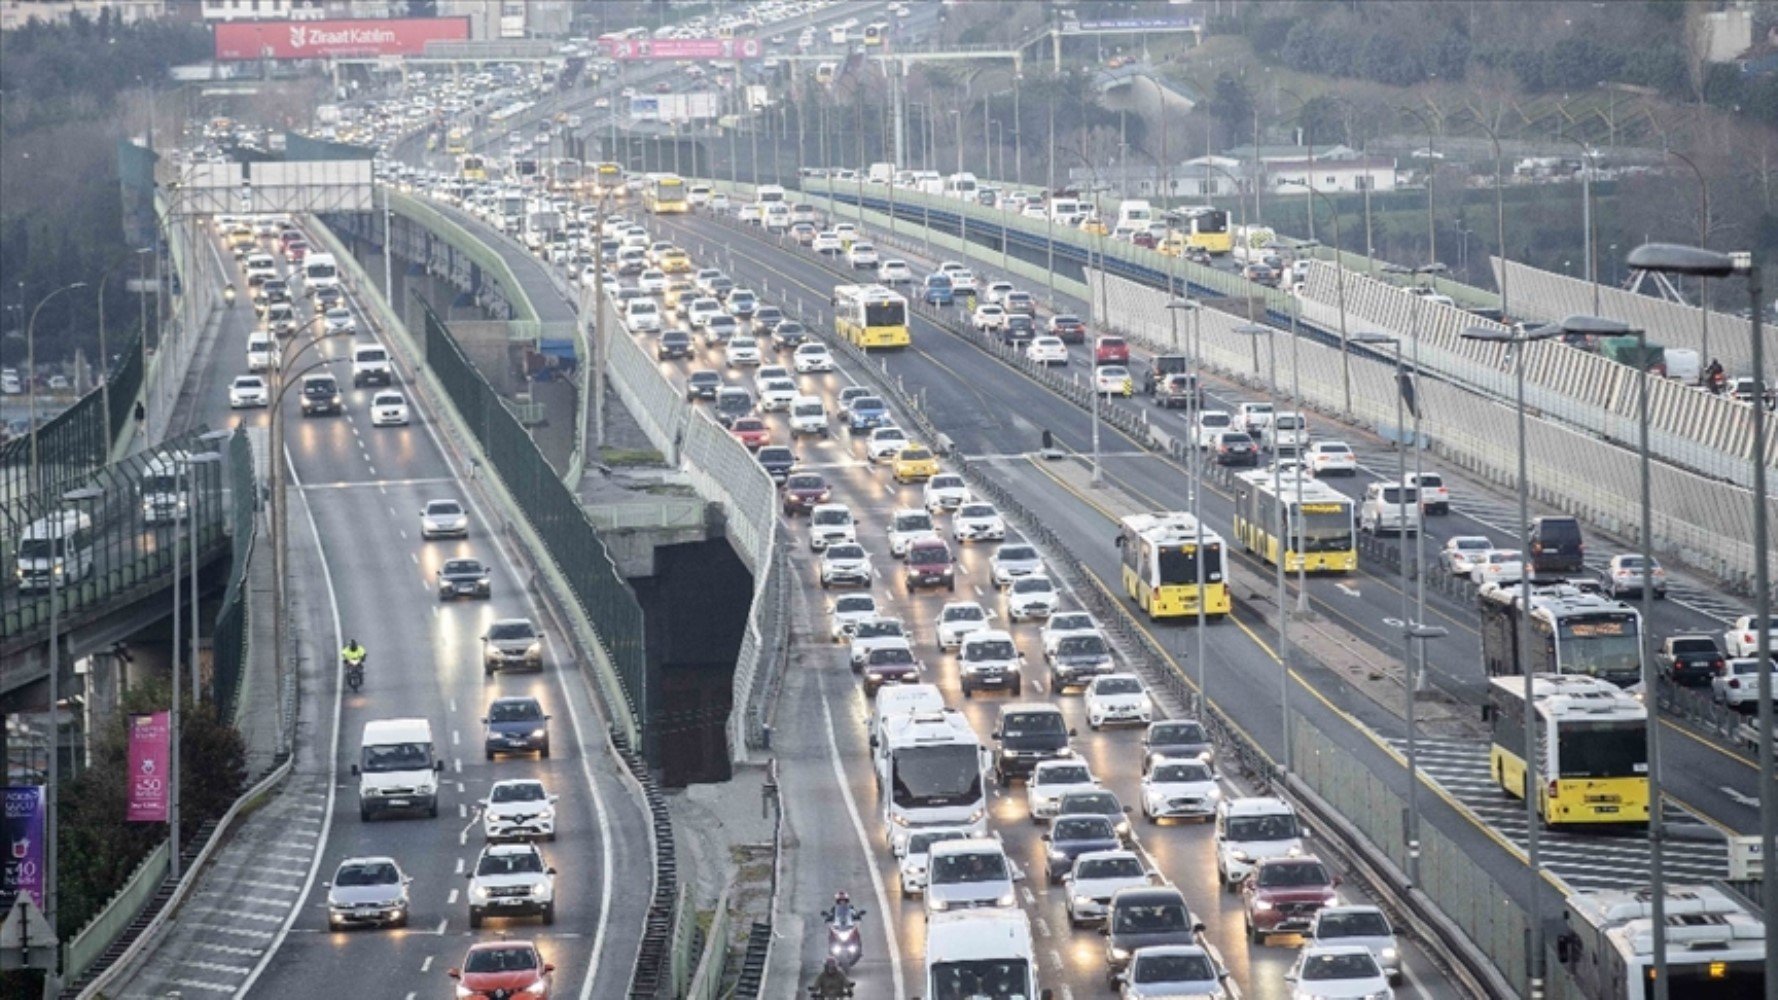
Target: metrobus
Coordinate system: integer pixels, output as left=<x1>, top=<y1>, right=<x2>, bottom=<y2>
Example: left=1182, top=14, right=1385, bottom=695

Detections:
left=592, top=162, right=625, bottom=199
left=1478, top=583, right=1644, bottom=688
left=833, top=284, right=909, bottom=349
left=1486, top=673, right=1649, bottom=827
left=445, top=127, right=468, bottom=155
left=1231, top=471, right=1356, bottom=573
left=459, top=154, right=487, bottom=181
left=1181, top=206, right=1233, bottom=255
left=864, top=21, right=889, bottom=46
left=1116, top=511, right=1231, bottom=619
left=645, top=174, right=690, bottom=214
left=1560, top=884, right=1765, bottom=1000
left=550, top=158, right=583, bottom=194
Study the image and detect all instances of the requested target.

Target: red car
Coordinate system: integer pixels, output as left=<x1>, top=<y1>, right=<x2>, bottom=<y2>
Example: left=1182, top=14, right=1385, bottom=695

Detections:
left=1094, top=336, right=1130, bottom=366
left=781, top=472, right=832, bottom=515
left=730, top=416, right=771, bottom=450
left=449, top=941, right=554, bottom=1000
left=286, top=242, right=308, bottom=265
left=1241, top=855, right=1340, bottom=944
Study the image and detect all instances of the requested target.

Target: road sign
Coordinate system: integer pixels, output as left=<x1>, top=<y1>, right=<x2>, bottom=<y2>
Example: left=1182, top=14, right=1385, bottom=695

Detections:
left=602, top=37, right=763, bottom=61
left=0, top=897, right=57, bottom=971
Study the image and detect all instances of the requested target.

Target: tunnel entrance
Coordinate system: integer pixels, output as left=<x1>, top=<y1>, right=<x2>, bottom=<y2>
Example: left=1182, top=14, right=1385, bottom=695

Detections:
left=630, top=538, right=752, bottom=787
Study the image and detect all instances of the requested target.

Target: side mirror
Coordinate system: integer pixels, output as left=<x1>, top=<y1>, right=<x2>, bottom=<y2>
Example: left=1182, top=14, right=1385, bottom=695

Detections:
left=1193, top=920, right=1207, bottom=933
left=1284, top=973, right=1299, bottom=983
left=480, top=717, right=490, bottom=724
left=434, top=760, right=445, bottom=772
left=1098, top=924, right=1110, bottom=936
left=543, top=964, right=556, bottom=974
left=465, top=871, right=473, bottom=879
left=1332, top=875, right=1342, bottom=887
left=1040, top=833, right=1051, bottom=843
left=1122, top=805, right=1133, bottom=813
left=547, top=867, right=558, bottom=875
left=1068, top=728, right=1078, bottom=737
left=447, top=969, right=461, bottom=980
left=349, top=764, right=361, bottom=776
left=990, top=731, right=1001, bottom=741
left=404, top=876, right=414, bottom=885
left=322, top=881, right=332, bottom=888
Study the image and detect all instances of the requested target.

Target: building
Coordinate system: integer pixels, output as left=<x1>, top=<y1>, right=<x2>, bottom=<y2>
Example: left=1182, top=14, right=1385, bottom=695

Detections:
left=0, top=0, right=169, bottom=30
left=1262, top=155, right=1397, bottom=194
left=199, top=0, right=410, bottom=21
left=438, top=0, right=569, bottom=39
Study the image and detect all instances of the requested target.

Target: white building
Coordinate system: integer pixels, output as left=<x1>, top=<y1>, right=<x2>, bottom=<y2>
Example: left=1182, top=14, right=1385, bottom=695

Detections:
left=200, top=0, right=325, bottom=20
left=1263, top=156, right=1398, bottom=194
left=1, top=0, right=169, bottom=30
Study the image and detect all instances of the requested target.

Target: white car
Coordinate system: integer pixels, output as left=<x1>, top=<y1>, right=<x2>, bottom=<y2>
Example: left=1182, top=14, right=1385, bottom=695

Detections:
left=1141, top=758, right=1220, bottom=823
left=1305, top=441, right=1357, bottom=476
left=833, top=223, right=859, bottom=243
left=923, top=839, right=1020, bottom=919
left=1084, top=673, right=1152, bottom=729
left=1026, top=760, right=1099, bottom=822
left=1041, top=611, right=1100, bottom=658
left=1441, top=535, right=1493, bottom=576
left=971, top=304, right=1007, bottom=332
left=1026, top=336, right=1068, bottom=365
left=1308, top=906, right=1403, bottom=986
left=228, top=375, right=269, bottom=408
left=370, top=390, right=410, bottom=426
left=809, top=502, right=857, bottom=552
left=1094, top=365, right=1132, bottom=395
left=849, top=616, right=909, bottom=667
left=827, top=592, right=879, bottom=642
left=886, top=507, right=937, bottom=558
left=811, top=230, right=842, bottom=253
left=952, top=501, right=1005, bottom=543
left=866, top=426, right=910, bottom=462
left=990, top=544, right=1044, bottom=586
left=935, top=601, right=993, bottom=649
left=323, top=306, right=356, bottom=334
left=420, top=498, right=469, bottom=539
left=1725, top=615, right=1778, bottom=658
left=897, top=827, right=974, bottom=896
left=984, top=281, right=1016, bottom=305
left=1194, top=410, right=1234, bottom=449
left=686, top=297, right=725, bottom=329
left=724, top=336, right=762, bottom=366
left=1006, top=574, right=1059, bottom=621
left=818, top=543, right=873, bottom=589
left=923, top=473, right=968, bottom=513
left=1063, top=849, right=1150, bottom=928
left=1469, top=549, right=1524, bottom=588
left=481, top=779, right=558, bottom=841
left=792, top=343, right=834, bottom=373
left=877, top=259, right=913, bottom=284
left=637, top=269, right=667, bottom=293
left=845, top=242, right=879, bottom=268
left=757, top=377, right=798, bottom=411
left=1712, top=658, right=1777, bottom=710
left=466, top=842, right=556, bottom=928
left=949, top=269, right=978, bottom=293
left=1285, top=945, right=1393, bottom=1000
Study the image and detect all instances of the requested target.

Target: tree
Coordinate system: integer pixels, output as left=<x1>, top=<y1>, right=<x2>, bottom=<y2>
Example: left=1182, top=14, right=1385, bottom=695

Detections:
left=1205, top=72, right=1254, bottom=144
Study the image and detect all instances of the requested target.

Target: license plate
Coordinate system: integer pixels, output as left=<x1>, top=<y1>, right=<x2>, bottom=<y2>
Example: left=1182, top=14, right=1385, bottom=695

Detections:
left=457, top=583, right=477, bottom=592
left=1595, top=805, right=1619, bottom=814
left=386, top=798, right=409, bottom=807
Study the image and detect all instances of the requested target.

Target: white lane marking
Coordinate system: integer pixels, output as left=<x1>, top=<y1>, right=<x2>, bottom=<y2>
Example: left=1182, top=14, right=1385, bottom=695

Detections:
left=420, top=956, right=434, bottom=973
left=448, top=888, right=460, bottom=905
left=455, top=857, right=466, bottom=876
left=232, top=450, right=344, bottom=1000
left=820, top=691, right=905, bottom=998
left=452, top=729, right=461, bottom=746
left=436, top=918, right=448, bottom=935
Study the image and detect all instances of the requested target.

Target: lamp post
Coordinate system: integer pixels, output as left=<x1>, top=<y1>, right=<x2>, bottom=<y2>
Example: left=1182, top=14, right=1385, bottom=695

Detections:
left=1561, top=137, right=1601, bottom=314
left=1665, top=150, right=1711, bottom=365
left=1623, top=242, right=1770, bottom=994
left=1234, top=322, right=1292, bottom=771
left=1400, top=105, right=1442, bottom=288
left=1383, top=262, right=1447, bottom=691
left=1168, top=297, right=1209, bottom=715
left=184, top=442, right=228, bottom=701
left=1462, top=321, right=1562, bottom=1000
left=97, top=250, right=154, bottom=452
left=26, top=282, right=90, bottom=498
left=1279, top=180, right=1352, bottom=417
left=1467, top=113, right=1511, bottom=320
left=45, top=484, right=102, bottom=992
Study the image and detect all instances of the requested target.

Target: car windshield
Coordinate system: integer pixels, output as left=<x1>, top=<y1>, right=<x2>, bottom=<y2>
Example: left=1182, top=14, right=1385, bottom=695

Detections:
left=1061, top=792, right=1117, bottom=814
left=1049, top=613, right=1092, bottom=631
left=427, top=502, right=462, bottom=516
left=1053, top=817, right=1114, bottom=842
left=827, top=545, right=865, bottom=561
left=1302, top=952, right=1381, bottom=980
left=690, top=372, right=720, bottom=386
left=1227, top=813, right=1299, bottom=842
left=335, top=861, right=400, bottom=886
left=1011, top=578, right=1053, bottom=594
left=443, top=560, right=482, bottom=575
left=930, top=852, right=1009, bottom=884
left=787, top=475, right=823, bottom=490
left=909, top=831, right=968, bottom=856
left=944, top=605, right=984, bottom=622
left=1113, top=901, right=1188, bottom=933
left=835, top=597, right=874, bottom=615
left=932, top=476, right=963, bottom=490
left=491, top=783, right=547, bottom=804
left=870, top=647, right=915, bottom=666
left=928, top=960, right=1028, bottom=1000
left=815, top=509, right=852, bottom=527
left=489, top=701, right=541, bottom=723
left=900, top=449, right=933, bottom=462
left=476, top=850, right=544, bottom=876
left=759, top=448, right=792, bottom=462
left=464, top=946, right=540, bottom=974
left=855, top=620, right=903, bottom=639
left=1152, top=761, right=1212, bottom=783
left=999, top=546, right=1036, bottom=563
left=894, top=513, right=933, bottom=532
left=1134, top=952, right=1215, bottom=984
left=361, top=742, right=429, bottom=773
left=963, top=639, right=1015, bottom=661
left=1077, top=855, right=1142, bottom=880
left=1056, top=635, right=1107, bottom=657
left=1094, top=677, right=1143, bottom=696
left=1320, top=910, right=1391, bottom=938
left=1151, top=722, right=1206, bottom=746
left=1258, top=862, right=1330, bottom=888
left=959, top=504, right=996, bottom=519
left=1037, top=764, right=1091, bottom=786
left=489, top=622, right=535, bottom=641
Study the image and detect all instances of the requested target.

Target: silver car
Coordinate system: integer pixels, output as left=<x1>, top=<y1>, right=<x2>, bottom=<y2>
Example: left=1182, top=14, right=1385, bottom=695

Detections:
left=420, top=498, right=469, bottom=539
left=990, top=543, right=1043, bottom=587
left=819, top=543, right=873, bottom=589
left=1118, top=945, right=1230, bottom=999
left=1441, top=535, right=1492, bottom=576
left=326, top=856, right=411, bottom=930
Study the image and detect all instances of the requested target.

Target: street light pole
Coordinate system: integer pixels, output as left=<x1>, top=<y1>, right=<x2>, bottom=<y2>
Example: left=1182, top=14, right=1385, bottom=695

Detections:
left=1168, top=296, right=1208, bottom=715
left=1236, top=322, right=1290, bottom=771
left=26, top=283, right=89, bottom=499
left=1666, top=150, right=1711, bottom=365
left=1281, top=181, right=1352, bottom=417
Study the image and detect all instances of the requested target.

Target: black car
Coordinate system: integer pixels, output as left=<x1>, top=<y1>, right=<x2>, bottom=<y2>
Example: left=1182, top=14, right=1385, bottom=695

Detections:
left=1141, top=720, right=1213, bottom=773
left=1000, top=314, right=1036, bottom=345
left=482, top=696, right=550, bottom=760
left=657, top=330, right=693, bottom=360
left=753, top=306, right=785, bottom=334
left=1103, top=888, right=1205, bottom=986
left=1213, top=432, right=1259, bottom=466
left=1659, top=634, right=1726, bottom=686
left=710, top=276, right=735, bottom=300
left=773, top=321, right=809, bottom=349
left=1043, top=814, right=1122, bottom=883
left=992, top=705, right=1074, bottom=784
left=756, top=445, right=796, bottom=482
left=437, top=558, right=492, bottom=600
left=686, top=370, right=722, bottom=400
left=1056, top=789, right=1132, bottom=841
left=1048, top=633, right=1115, bottom=691
left=315, top=285, right=345, bottom=310
left=1527, top=515, right=1586, bottom=578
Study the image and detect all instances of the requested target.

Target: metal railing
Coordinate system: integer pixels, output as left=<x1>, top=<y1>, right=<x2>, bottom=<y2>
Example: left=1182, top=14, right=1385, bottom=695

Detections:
left=59, top=840, right=170, bottom=986
left=210, top=428, right=258, bottom=721
left=0, top=330, right=145, bottom=510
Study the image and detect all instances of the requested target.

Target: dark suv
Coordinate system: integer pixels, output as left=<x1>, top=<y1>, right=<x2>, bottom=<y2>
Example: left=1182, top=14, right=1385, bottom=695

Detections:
left=991, top=704, right=1074, bottom=784
left=904, top=538, right=955, bottom=592
left=1103, top=887, right=1205, bottom=987
left=1527, top=516, right=1585, bottom=578
left=1660, top=634, right=1726, bottom=687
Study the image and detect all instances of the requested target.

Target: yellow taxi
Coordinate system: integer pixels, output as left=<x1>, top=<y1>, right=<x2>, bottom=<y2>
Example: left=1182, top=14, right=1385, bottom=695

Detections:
left=891, top=445, right=939, bottom=484
left=1157, top=234, right=1187, bottom=257
left=1079, top=217, right=1109, bottom=237
left=663, top=278, right=696, bottom=310
left=658, top=248, right=693, bottom=273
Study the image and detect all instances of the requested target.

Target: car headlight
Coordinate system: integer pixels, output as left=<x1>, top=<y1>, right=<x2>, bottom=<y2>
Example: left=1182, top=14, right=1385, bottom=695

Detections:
left=1365, top=992, right=1391, bottom=1000
left=996, top=892, right=1016, bottom=907
left=1380, top=947, right=1399, bottom=962
left=967, top=808, right=985, bottom=823
left=1109, top=946, right=1130, bottom=961
left=455, top=985, right=476, bottom=998
left=1072, top=895, right=1094, bottom=909
left=470, top=883, right=489, bottom=901
left=1252, top=899, right=1273, bottom=911
left=892, top=813, right=909, bottom=827
left=930, top=898, right=950, bottom=911
left=527, top=642, right=541, bottom=657
left=1206, top=787, right=1222, bottom=800
left=522, top=981, right=548, bottom=995
left=530, top=882, right=547, bottom=896
left=531, top=728, right=547, bottom=738
left=1323, top=892, right=1341, bottom=906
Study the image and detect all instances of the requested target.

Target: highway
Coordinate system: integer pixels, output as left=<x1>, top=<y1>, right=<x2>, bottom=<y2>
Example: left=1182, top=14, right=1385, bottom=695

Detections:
left=174, top=219, right=653, bottom=1000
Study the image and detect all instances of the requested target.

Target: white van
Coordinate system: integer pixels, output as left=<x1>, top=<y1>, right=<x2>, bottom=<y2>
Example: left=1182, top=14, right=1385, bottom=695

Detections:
left=1262, top=412, right=1308, bottom=452
left=1360, top=480, right=1422, bottom=536
left=789, top=395, right=828, bottom=436
left=351, top=342, right=393, bottom=387
left=944, top=172, right=979, bottom=202
left=140, top=451, right=192, bottom=525
left=352, top=718, right=442, bottom=820
left=762, top=203, right=792, bottom=234
left=247, top=333, right=276, bottom=373
left=755, top=184, right=787, bottom=206
left=302, top=252, right=339, bottom=294
left=1049, top=198, right=1084, bottom=222
left=15, top=510, right=95, bottom=594
left=924, top=910, right=1039, bottom=999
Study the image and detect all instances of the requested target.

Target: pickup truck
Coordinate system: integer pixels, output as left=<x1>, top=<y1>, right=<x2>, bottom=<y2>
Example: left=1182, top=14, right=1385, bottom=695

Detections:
left=1658, top=634, right=1726, bottom=687
left=1144, top=354, right=1189, bottom=395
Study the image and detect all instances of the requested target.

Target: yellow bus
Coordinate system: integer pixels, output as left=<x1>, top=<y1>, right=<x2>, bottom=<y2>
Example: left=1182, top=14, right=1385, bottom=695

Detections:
left=863, top=21, right=889, bottom=46
left=1182, top=207, right=1233, bottom=256
left=459, top=154, right=487, bottom=181
left=1231, top=471, right=1356, bottom=573
left=593, top=162, right=625, bottom=199
left=445, top=127, right=468, bottom=156
left=1116, top=512, right=1231, bottom=619
left=1486, top=674, right=1649, bottom=827
left=832, top=284, right=909, bottom=349
left=645, top=174, right=690, bottom=214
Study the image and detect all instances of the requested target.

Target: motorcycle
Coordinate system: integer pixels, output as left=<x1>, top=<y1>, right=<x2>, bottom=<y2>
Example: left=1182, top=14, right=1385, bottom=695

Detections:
left=823, top=907, right=865, bottom=970
left=807, top=983, right=854, bottom=1000
left=224, top=284, right=237, bottom=307
left=345, top=655, right=365, bottom=692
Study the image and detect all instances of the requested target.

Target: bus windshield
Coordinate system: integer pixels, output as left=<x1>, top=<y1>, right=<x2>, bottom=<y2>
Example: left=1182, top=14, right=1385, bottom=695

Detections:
left=1557, top=720, right=1645, bottom=779
left=930, top=960, right=1030, bottom=1000
left=891, top=744, right=981, bottom=810
left=1155, top=543, right=1221, bottom=585
left=18, top=539, right=68, bottom=560
left=1293, top=506, right=1353, bottom=552
left=864, top=301, right=905, bottom=327
left=1556, top=618, right=1641, bottom=681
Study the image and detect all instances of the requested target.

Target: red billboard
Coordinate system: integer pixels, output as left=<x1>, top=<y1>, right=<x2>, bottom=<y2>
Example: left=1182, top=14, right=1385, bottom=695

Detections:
left=214, top=17, right=471, bottom=62
left=600, top=37, right=763, bottom=61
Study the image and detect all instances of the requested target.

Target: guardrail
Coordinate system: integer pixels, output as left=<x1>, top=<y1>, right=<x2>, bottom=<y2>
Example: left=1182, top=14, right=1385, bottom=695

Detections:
left=60, top=841, right=170, bottom=986
left=385, top=189, right=540, bottom=326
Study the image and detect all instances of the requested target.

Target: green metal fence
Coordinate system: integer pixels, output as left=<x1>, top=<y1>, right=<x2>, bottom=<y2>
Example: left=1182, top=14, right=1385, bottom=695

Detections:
left=0, top=330, right=143, bottom=513
left=210, top=428, right=258, bottom=720
left=418, top=296, right=647, bottom=739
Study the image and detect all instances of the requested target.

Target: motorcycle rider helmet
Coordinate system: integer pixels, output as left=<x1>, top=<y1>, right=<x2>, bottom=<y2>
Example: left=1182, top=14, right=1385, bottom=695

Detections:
left=833, top=890, right=849, bottom=905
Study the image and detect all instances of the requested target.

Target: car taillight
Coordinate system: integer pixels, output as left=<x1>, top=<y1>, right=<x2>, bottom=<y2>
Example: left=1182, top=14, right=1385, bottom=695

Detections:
left=1730, top=679, right=1742, bottom=689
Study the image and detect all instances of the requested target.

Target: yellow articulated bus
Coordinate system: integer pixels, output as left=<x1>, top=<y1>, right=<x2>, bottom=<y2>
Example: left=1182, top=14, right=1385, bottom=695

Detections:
left=1486, top=673, right=1649, bottom=827
left=645, top=174, right=689, bottom=214
left=833, top=284, right=909, bottom=349
left=1231, top=470, right=1356, bottom=573
left=459, top=154, right=487, bottom=182
left=445, top=127, right=468, bottom=156
left=1116, top=511, right=1231, bottom=619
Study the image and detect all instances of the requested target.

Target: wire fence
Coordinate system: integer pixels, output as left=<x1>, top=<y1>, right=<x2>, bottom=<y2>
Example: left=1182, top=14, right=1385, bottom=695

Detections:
left=0, top=330, right=145, bottom=513
left=210, top=428, right=258, bottom=721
